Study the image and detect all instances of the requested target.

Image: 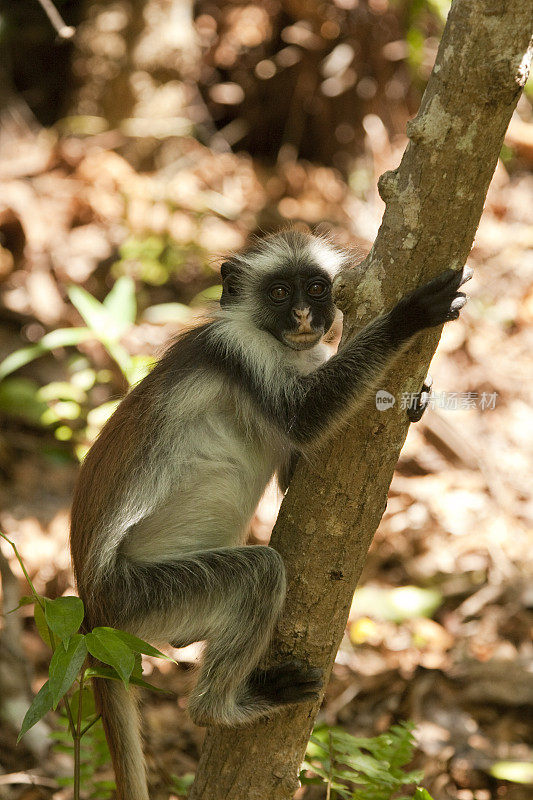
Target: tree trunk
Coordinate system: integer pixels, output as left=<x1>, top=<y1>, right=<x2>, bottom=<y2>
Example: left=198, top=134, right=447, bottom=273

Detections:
left=188, top=2, right=533, bottom=798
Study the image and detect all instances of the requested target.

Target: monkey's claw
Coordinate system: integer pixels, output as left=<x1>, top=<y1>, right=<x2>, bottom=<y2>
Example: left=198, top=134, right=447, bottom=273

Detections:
left=407, top=375, right=433, bottom=422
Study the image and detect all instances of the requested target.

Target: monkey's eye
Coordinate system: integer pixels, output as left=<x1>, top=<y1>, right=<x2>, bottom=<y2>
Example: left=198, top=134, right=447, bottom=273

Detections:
left=307, top=281, right=328, bottom=298
left=269, top=285, right=290, bottom=302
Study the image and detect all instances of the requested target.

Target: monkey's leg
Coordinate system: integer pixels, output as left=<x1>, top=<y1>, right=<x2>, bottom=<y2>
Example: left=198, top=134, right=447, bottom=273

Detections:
left=114, top=545, right=321, bottom=726
left=175, top=546, right=321, bottom=726
left=184, top=545, right=285, bottom=726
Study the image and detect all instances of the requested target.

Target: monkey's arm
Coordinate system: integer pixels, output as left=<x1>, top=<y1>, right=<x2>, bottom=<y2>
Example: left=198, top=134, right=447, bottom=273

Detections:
left=285, top=315, right=409, bottom=445
left=256, top=267, right=469, bottom=447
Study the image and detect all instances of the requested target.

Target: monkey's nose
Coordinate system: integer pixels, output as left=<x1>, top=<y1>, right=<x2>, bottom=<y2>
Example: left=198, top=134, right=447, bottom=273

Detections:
left=292, top=307, right=310, bottom=322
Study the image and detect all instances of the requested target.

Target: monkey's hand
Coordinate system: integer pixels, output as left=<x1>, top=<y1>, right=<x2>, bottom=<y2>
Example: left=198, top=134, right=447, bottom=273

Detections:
left=248, top=660, right=323, bottom=706
left=390, top=264, right=473, bottom=340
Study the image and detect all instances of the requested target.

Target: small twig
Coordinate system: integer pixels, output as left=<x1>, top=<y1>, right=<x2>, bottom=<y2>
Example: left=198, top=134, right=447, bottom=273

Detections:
left=34, top=0, right=75, bottom=39
left=326, top=729, right=333, bottom=800
left=80, top=713, right=101, bottom=738
left=63, top=695, right=78, bottom=742
left=73, top=666, right=86, bottom=800
left=0, top=531, right=44, bottom=611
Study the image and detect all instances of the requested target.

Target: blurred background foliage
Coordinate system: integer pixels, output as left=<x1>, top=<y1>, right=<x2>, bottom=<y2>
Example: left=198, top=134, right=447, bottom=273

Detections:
left=0, top=1, right=532, bottom=799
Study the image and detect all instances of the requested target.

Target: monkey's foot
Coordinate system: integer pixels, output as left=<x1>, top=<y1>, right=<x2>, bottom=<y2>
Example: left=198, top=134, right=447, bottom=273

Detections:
left=249, top=660, right=324, bottom=705
left=407, top=374, right=433, bottom=423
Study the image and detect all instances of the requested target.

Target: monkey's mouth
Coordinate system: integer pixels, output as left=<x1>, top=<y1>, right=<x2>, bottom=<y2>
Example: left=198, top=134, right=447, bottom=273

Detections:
left=283, top=331, right=322, bottom=350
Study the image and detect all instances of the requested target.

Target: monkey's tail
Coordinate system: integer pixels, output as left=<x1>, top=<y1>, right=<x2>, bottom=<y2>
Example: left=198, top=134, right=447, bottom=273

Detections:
left=92, top=671, right=149, bottom=800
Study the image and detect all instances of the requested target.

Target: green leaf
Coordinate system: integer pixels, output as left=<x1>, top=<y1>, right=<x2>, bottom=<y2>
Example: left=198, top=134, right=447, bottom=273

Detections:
left=49, top=634, right=87, bottom=709
left=37, top=381, right=87, bottom=403
left=299, top=775, right=324, bottom=786
left=102, top=276, right=137, bottom=329
left=70, top=687, right=96, bottom=721
left=8, top=594, right=36, bottom=613
left=142, top=302, right=194, bottom=324
left=86, top=400, right=120, bottom=429
left=110, top=628, right=175, bottom=661
left=70, top=367, right=96, bottom=391
left=18, top=681, right=53, bottom=741
left=49, top=728, right=72, bottom=741
left=341, top=753, right=396, bottom=783
left=120, top=353, right=154, bottom=386
left=305, top=720, right=422, bottom=800
left=170, top=773, right=195, bottom=796
left=190, top=284, right=222, bottom=307
left=85, top=665, right=168, bottom=693
left=35, top=600, right=55, bottom=648
left=414, top=789, right=436, bottom=800
left=119, top=234, right=165, bottom=261
left=68, top=286, right=110, bottom=333
left=100, top=340, right=134, bottom=381
left=132, top=652, right=143, bottom=678
left=0, top=328, right=93, bottom=380
left=85, top=628, right=135, bottom=686
left=351, top=585, right=442, bottom=623
left=489, top=761, right=533, bottom=784
left=0, top=346, right=47, bottom=380
left=0, top=378, right=48, bottom=424
left=41, top=327, right=94, bottom=350
left=44, top=596, right=85, bottom=640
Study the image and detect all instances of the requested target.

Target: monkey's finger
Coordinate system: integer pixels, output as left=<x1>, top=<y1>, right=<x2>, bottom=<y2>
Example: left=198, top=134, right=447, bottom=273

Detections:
left=277, top=688, right=322, bottom=704
left=435, top=268, right=456, bottom=285
left=296, top=679, right=324, bottom=692
left=435, top=264, right=472, bottom=293
left=272, top=666, right=324, bottom=689
left=294, top=690, right=322, bottom=702
left=259, top=659, right=307, bottom=681
left=281, top=675, right=324, bottom=691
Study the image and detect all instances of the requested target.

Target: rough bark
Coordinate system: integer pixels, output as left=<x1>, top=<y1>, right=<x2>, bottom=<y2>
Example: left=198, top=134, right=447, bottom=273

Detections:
left=188, top=3, right=532, bottom=799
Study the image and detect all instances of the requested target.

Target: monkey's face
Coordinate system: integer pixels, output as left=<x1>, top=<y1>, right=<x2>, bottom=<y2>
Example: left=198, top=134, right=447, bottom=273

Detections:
left=256, top=268, right=336, bottom=351
left=220, top=231, right=348, bottom=350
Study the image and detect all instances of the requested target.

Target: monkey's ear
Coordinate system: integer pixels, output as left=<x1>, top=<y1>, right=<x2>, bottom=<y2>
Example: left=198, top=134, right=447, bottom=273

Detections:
left=220, top=261, right=241, bottom=306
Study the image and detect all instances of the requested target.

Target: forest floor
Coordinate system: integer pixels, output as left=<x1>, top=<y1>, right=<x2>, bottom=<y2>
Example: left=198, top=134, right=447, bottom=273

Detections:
left=0, top=126, right=532, bottom=800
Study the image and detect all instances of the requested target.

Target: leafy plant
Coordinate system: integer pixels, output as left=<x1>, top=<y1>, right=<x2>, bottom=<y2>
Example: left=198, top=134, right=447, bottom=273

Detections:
left=170, top=772, right=196, bottom=797
left=0, top=278, right=156, bottom=459
left=351, top=585, right=442, bottom=624
left=302, top=721, right=434, bottom=800
left=1, top=530, right=173, bottom=800
left=113, top=234, right=210, bottom=286
left=51, top=710, right=114, bottom=799
left=0, top=276, right=151, bottom=387
left=489, top=761, right=533, bottom=785
left=402, top=0, right=451, bottom=84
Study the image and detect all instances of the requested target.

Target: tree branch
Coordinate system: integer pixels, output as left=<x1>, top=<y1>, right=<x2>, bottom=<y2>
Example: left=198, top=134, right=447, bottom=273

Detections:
left=188, top=2, right=532, bottom=797
left=34, top=0, right=75, bottom=40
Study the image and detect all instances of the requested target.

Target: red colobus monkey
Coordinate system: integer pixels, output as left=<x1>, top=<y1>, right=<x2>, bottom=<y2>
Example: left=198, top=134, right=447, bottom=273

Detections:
left=70, top=230, right=470, bottom=800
